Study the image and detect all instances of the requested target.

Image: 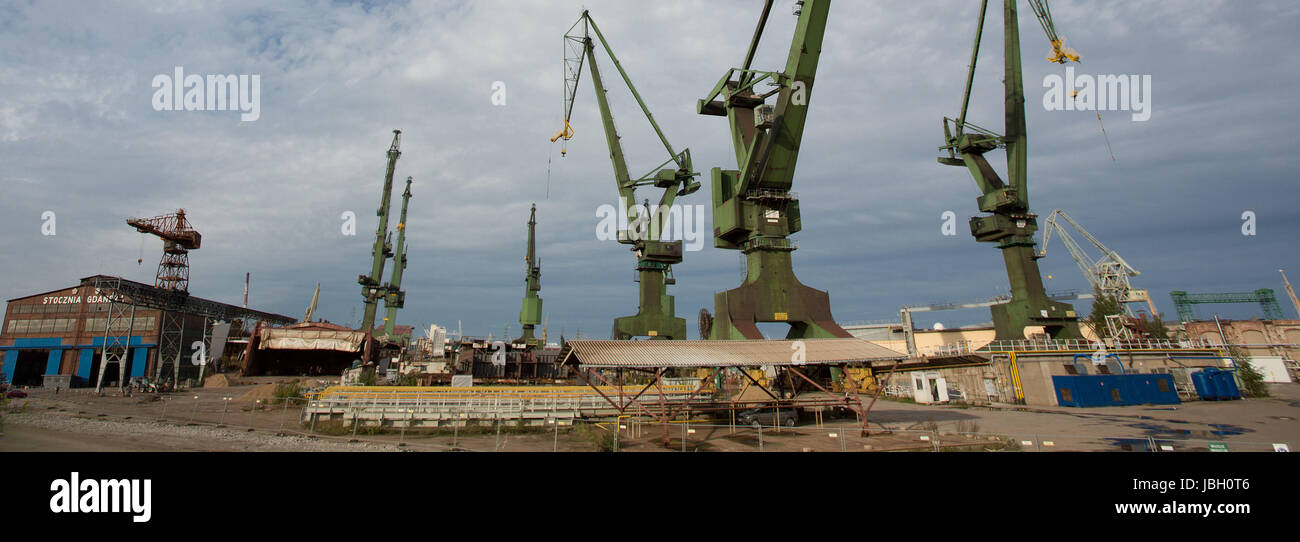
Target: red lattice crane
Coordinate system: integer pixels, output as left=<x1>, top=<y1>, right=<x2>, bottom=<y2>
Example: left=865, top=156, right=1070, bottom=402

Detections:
left=127, top=209, right=202, bottom=292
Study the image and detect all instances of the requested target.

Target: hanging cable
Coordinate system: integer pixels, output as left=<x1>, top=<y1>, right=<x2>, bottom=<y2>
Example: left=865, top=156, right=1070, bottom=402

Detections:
left=1097, top=112, right=1116, bottom=162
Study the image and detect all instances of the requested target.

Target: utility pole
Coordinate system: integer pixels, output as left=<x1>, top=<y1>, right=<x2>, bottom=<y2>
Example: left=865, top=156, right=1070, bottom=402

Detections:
left=359, top=130, right=402, bottom=334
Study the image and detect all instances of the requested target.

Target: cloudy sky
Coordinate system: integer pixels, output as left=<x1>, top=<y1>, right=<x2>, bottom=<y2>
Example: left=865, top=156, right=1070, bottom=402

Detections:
left=2, top=0, right=1297, bottom=339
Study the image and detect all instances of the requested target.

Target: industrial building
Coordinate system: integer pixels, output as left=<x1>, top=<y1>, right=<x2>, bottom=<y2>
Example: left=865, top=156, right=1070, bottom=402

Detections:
left=1, top=275, right=294, bottom=388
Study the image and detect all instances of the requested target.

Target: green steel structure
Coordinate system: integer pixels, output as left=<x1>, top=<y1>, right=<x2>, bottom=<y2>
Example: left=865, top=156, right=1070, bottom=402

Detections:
left=555, top=11, right=701, bottom=340
left=1169, top=290, right=1286, bottom=323
left=381, top=176, right=412, bottom=342
left=514, top=203, right=543, bottom=350
left=695, top=0, right=851, bottom=341
left=359, top=130, right=401, bottom=334
left=938, top=0, right=1083, bottom=340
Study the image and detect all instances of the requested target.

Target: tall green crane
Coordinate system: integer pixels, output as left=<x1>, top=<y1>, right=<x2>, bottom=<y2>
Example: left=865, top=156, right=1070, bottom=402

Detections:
left=938, top=0, right=1083, bottom=340
left=359, top=130, right=401, bottom=334
left=381, top=176, right=412, bottom=342
left=695, top=0, right=851, bottom=341
left=514, top=203, right=543, bottom=350
left=553, top=10, right=701, bottom=340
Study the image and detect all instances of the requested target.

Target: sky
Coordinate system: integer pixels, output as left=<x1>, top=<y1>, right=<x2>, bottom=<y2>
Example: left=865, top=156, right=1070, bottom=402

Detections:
left=2, top=0, right=1298, bottom=339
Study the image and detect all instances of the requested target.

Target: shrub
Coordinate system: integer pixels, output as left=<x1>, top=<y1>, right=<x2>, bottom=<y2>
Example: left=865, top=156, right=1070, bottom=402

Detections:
left=271, top=381, right=303, bottom=405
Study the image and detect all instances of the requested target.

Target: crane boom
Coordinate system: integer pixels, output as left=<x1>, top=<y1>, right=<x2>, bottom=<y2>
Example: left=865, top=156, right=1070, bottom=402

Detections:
left=515, top=203, right=543, bottom=349
left=1039, top=209, right=1157, bottom=316
left=693, top=0, right=852, bottom=343
left=382, top=176, right=412, bottom=341
left=554, top=10, right=700, bottom=340
left=937, top=0, right=1083, bottom=340
left=127, top=209, right=202, bottom=292
left=359, top=130, right=401, bottom=334
left=1281, top=269, right=1300, bottom=319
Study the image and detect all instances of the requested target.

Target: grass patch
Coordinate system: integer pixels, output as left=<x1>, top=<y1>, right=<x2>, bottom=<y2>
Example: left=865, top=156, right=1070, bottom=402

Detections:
left=271, top=381, right=304, bottom=405
left=570, top=423, right=617, bottom=452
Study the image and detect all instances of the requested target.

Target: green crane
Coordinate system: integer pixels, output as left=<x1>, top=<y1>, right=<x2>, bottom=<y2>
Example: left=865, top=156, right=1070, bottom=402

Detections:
left=553, top=10, right=701, bottom=340
left=381, top=176, right=412, bottom=342
left=695, top=0, right=851, bottom=341
left=938, top=0, right=1083, bottom=340
left=359, top=130, right=401, bottom=334
left=514, top=203, right=543, bottom=350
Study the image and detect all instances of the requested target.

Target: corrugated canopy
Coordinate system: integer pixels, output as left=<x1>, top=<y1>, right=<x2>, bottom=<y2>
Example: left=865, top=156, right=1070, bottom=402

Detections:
left=260, top=327, right=365, bottom=352
left=559, top=338, right=907, bottom=368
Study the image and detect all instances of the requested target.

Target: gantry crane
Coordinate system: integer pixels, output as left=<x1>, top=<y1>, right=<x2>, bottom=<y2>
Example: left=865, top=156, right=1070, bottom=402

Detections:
left=694, top=0, right=851, bottom=342
left=359, top=130, right=402, bottom=335
left=938, top=0, right=1084, bottom=340
left=127, top=209, right=202, bottom=293
left=553, top=10, right=701, bottom=340
left=381, top=176, right=412, bottom=342
left=514, top=203, right=543, bottom=350
left=1039, top=209, right=1159, bottom=317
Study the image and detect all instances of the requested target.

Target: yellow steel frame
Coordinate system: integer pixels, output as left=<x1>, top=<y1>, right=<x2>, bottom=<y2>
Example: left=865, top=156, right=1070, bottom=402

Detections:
left=311, top=384, right=700, bottom=402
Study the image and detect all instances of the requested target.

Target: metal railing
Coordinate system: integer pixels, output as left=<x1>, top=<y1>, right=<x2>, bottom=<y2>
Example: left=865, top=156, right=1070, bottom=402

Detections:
left=979, top=338, right=1221, bottom=352
left=6, top=389, right=1289, bottom=453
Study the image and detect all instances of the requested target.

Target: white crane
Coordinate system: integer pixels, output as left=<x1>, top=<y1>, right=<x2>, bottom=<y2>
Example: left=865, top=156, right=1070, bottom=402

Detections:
left=1038, top=209, right=1159, bottom=317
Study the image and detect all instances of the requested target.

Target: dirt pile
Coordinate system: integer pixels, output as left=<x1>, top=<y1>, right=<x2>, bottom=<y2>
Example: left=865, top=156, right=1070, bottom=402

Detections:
left=203, top=374, right=239, bottom=388
left=237, top=383, right=277, bottom=403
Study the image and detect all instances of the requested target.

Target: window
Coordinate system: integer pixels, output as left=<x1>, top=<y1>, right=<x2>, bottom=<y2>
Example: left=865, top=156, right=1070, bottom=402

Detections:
left=1063, top=364, right=1078, bottom=375
left=1097, top=365, right=1111, bottom=375
left=1157, top=379, right=1170, bottom=393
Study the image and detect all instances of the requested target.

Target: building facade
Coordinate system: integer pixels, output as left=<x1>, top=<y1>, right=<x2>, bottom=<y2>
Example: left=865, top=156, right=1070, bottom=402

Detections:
left=1, top=275, right=289, bottom=387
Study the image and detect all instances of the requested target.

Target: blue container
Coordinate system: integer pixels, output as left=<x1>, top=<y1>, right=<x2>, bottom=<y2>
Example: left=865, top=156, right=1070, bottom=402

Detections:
left=1212, top=370, right=1241, bottom=400
left=1133, top=375, right=1180, bottom=405
left=1052, top=374, right=1180, bottom=407
left=1192, top=370, right=1219, bottom=400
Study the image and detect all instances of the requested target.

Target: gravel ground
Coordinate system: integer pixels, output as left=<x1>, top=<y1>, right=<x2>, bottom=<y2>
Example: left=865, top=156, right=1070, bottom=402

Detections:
left=1, top=411, right=405, bottom=452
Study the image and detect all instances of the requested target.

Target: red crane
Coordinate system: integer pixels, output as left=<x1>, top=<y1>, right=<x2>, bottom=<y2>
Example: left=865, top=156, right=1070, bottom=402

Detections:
left=127, top=209, right=202, bottom=292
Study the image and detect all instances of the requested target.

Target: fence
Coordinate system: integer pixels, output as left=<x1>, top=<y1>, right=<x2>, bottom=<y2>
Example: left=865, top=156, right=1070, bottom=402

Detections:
left=2, top=388, right=1286, bottom=453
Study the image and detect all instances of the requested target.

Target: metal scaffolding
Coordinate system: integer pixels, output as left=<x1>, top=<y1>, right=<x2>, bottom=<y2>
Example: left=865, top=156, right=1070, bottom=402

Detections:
left=84, top=275, right=295, bottom=391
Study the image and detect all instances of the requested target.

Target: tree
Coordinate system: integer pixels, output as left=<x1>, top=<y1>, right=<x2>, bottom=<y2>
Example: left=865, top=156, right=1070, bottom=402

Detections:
left=1225, top=344, right=1269, bottom=398
left=1084, top=287, right=1124, bottom=340
left=1134, top=312, right=1170, bottom=340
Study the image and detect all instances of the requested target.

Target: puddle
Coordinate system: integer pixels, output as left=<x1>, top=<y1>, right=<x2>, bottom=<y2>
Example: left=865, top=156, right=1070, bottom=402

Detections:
left=1207, top=423, right=1248, bottom=436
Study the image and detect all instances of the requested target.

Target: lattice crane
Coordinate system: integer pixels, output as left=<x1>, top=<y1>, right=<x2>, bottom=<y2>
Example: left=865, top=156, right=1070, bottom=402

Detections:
left=694, top=0, right=853, bottom=341
left=1038, top=209, right=1159, bottom=317
left=552, top=10, right=700, bottom=340
left=937, top=0, right=1084, bottom=340
left=127, top=209, right=202, bottom=293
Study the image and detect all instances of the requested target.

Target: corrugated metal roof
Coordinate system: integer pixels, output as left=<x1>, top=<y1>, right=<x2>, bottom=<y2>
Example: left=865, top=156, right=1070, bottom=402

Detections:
left=559, top=338, right=907, bottom=368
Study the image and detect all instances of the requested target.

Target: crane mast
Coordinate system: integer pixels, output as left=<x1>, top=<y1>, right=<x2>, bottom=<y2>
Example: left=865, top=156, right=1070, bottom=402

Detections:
left=359, top=130, right=401, bottom=334
left=695, top=0, right=852, bottom=341
left=554, top=10, right=700, bottom=340
left=381, top=176, right=412, bottom=341
left=127, top=209, right=202, bottom=293
left=938, top=0, right=1082, bottom=340
left=514, top=203, right=543, bottom=350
